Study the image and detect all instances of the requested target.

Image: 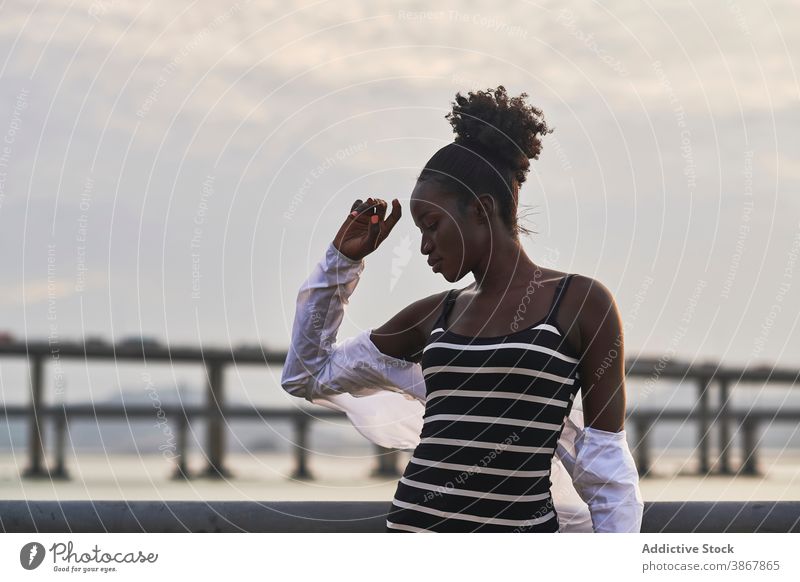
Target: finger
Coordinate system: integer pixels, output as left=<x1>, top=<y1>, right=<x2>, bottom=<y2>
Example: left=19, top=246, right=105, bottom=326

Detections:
left=373, top=198, right=388, bottom=220
left=366, top=208, right=381, bottom=249
left=351, top=199, right=371, bottom=219
left=358, top=198, right=387, bottom=218
left=349, top=199, right=364, bottom=219
left=382, top=198, right=402, bottom=233
left=354, top=197, right=382, bottom=220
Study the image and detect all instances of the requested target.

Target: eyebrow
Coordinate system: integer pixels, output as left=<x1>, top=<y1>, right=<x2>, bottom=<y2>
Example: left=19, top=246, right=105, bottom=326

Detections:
left=414, top=209, right=435, bottom=225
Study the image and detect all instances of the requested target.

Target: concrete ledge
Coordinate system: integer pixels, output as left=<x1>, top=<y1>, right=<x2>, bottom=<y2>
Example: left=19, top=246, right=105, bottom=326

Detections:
left=1, top=501, right=799, bottom=533
left=0, top=501, right=390, bottom=533
left=641, top=501, right=800, bottom=533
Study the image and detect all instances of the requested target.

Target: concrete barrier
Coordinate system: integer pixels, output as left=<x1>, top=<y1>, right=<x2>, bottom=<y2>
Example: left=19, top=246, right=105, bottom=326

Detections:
left=1, top=501, right=798, bottom=533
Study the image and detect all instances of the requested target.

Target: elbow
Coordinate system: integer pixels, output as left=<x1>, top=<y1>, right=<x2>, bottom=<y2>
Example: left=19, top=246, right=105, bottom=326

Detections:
left=281, top=379, right=308, bottom=399
left=589, top=499, right=644, bottom=533
left=280, top=365, right=313, bottom=400
left=571, top=427, right=644, bottom=532
left=578, top=473, right=644, bottom=533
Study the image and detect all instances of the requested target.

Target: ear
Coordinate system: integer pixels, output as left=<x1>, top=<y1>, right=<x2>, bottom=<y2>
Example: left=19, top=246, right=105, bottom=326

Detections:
left=474, top=193, right=496, bottom=225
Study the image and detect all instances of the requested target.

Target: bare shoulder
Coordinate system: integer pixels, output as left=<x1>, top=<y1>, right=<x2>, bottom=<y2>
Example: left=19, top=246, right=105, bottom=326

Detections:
left=566, top=274, right=622, bottom=351
left=569, top=274, right=617, bottom=306
left=369, top=289, right=451, bottom=363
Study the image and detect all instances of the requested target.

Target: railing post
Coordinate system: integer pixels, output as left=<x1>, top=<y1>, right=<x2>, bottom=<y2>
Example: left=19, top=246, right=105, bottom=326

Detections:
left=171, top=410, right=190, bottom=480
left=201, top=361, right=231, bottom=478
left=23, top=356, right=48, bottom=478
left=716, top=379, right=733, bottom=475
left=740, top=416, right=761, bottom=476
left=371, top=446, right=402, bottom=477
left=634, top=416, right=652, bottom=478
left=291, top=415, right=313, bottom=480
left=51, top=401, right=70, bottom=480
left=697, top=376, right=712, bottom=474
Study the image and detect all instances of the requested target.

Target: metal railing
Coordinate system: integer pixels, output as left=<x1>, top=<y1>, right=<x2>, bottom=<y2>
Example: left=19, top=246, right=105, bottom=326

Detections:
left=1, top=340, right=798, bottom=481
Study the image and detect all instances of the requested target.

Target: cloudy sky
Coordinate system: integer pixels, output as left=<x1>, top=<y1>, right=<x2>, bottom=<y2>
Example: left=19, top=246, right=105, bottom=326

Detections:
left=0, top=0, right=798, bottom=404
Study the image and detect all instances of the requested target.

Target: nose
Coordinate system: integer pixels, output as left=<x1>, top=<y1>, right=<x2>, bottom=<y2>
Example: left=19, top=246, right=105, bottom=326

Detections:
left=420, top=236, right=433, bottom=256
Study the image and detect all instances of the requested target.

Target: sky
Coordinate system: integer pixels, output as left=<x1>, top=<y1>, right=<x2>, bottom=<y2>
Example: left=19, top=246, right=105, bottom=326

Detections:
left=0, top=0, right=798, bottom=407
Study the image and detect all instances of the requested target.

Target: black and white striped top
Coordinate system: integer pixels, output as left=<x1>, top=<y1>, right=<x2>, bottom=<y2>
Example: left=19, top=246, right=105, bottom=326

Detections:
left=386, top=275, right=581, bottom=532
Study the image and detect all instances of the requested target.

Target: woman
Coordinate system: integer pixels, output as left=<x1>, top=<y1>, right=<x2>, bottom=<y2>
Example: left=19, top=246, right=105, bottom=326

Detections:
left=281, top=86, right=643, bottom=532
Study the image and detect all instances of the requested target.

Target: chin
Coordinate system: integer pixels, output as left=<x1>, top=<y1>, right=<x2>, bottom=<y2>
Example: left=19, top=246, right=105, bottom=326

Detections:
left=440, top=266, right=462, bottom=283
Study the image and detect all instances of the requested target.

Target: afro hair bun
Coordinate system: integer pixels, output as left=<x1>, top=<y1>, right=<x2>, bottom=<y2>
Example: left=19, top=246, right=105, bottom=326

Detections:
left=446, top=85, right=552, bottom=185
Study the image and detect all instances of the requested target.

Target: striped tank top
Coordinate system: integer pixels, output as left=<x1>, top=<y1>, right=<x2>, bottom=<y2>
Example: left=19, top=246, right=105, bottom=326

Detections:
left=386, top=275, right=581, bottom=532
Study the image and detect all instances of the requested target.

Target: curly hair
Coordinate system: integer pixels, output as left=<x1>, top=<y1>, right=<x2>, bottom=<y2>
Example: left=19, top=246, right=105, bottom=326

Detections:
left=418, top=85, right=553, bottom=238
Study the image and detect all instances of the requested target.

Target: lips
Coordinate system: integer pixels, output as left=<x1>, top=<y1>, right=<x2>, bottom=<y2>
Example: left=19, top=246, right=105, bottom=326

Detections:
left=429, top=258, right=442, bottom=272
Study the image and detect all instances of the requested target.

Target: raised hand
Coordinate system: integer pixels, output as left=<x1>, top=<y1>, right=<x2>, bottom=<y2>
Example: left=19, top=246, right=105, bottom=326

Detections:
left=333, top=197, right=402, bottom=261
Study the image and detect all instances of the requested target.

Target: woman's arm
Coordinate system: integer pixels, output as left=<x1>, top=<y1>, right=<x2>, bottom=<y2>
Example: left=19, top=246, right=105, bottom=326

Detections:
left=577, top=276, right=627, bottom=432
left=563, top=275, right=644, bottom=533
left=369, top=291, right=449, bottom=364
left=279, top=238, right=434, bottom=449
left=280, top=240, right=427, bottom=403
left=280, top=198, right=442, bottom=448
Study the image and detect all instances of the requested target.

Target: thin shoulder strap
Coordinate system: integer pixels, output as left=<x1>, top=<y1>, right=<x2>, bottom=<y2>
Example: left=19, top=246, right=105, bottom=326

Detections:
left=435, top=288, right=461, bottom=329
left=544, top=274, right=574, bottom=322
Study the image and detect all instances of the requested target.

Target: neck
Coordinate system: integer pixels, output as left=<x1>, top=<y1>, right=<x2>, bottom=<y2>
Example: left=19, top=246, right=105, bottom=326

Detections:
left=471, top=236, right=539, bottom=296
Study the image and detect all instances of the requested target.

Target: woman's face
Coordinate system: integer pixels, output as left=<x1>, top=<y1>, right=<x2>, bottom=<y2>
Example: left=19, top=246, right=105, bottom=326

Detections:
left=410, top=180, right=487, bottom=282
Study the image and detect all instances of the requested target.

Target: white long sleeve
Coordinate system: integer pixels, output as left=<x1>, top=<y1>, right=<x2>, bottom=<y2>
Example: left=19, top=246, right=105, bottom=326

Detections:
left=281, top=242, right=622, bottom=532
left=556, top=396, right=644, bottom=532
left=280, top=242, right=426, bottom=449
left=281, top=241, right=426, bottom=403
